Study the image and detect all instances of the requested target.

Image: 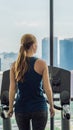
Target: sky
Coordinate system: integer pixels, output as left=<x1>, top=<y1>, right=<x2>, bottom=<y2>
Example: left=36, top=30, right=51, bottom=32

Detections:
left=0, top=0, right=73, bottom=53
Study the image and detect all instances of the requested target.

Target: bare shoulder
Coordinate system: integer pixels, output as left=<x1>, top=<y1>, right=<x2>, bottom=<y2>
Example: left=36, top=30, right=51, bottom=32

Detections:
left=35, top=58, right=47, bottom=71
left=36, top=58, right=47, bottom=66
left=34, top=58, right=47, bottom=75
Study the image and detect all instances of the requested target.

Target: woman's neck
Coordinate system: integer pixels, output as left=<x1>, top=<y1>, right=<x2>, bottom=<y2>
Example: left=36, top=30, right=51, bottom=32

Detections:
left=26, top=53, right=34, bottom=57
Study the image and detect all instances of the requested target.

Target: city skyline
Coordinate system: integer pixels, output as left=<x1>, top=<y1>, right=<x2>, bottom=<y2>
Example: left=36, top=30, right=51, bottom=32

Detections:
left=0, top=0, right=73, bottom=52
left=0, top=36, right=73, bottom=54
left=1, top=37, right=73, bottom=70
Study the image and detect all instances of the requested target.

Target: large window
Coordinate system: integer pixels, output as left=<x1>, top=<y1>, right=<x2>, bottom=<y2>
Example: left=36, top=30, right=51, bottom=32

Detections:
left=0, top=1, right=50, bottom=130
left=0, top=0, right=49, bottom=71
left=0, top=0, right=73, bottom=130
left=54, top=0, right=73, bottom=71
left=54, top=1, right=73, bottom=130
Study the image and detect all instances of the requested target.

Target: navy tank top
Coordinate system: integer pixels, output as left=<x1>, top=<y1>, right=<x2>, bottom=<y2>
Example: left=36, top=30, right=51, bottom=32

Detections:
left=15, top=57, right=48, bottom=113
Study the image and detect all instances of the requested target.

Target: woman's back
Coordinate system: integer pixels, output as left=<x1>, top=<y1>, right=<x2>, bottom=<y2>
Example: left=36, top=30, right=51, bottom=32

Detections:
left=15, top=57, right=48, bottom=113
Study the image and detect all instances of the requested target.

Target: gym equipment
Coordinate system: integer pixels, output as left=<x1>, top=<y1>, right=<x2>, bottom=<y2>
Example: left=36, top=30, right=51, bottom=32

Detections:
left=0, top=66, right=71, bottom=130
left=48, top=66, right=70, bottom=130
left=0, top=70, right=12, bottom=130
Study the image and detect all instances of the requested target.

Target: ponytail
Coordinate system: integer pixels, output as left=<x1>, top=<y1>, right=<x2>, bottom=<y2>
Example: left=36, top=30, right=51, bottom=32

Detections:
left=15, top=46, right=28, bottom=82
left=14, top=34, right=37, bottom=82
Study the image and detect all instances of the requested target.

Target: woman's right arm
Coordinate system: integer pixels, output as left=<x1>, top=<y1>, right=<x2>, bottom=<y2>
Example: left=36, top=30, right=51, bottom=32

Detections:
left=7, top=64, right=16, bottom=117
left=42, top=62, right=55, bottom=117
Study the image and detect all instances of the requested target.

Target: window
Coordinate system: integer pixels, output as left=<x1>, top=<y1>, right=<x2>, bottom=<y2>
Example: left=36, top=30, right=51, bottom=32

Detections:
left=54, top=0, right=73, bottom=71
left=0, top=0, right=49, bottom=71
left=0, top=1, right=50, bottom=130
left=54, top=1, right=73, bottom=130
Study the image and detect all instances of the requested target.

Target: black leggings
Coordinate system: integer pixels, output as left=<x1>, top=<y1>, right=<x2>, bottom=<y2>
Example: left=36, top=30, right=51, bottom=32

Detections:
left=15, top=110, right=48, bottom=130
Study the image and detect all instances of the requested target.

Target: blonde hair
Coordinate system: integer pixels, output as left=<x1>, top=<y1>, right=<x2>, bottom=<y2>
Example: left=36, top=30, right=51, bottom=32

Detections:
left=15, top=34, right=37, bottom=82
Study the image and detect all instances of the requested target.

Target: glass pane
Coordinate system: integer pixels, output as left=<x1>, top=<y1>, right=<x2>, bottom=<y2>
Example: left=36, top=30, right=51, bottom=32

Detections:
left=0, top=0, right=50, bottom=130
left=54, top=1, right=73, bottom=130
left=54, top=0, right=73, bottom=70
left=0, top=0, right=49, bottom=71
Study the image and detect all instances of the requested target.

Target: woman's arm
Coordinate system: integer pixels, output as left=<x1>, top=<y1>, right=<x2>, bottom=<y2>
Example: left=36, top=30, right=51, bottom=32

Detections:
left=42, top=62, right=55, bottom=116
left=8, top=64, right=16, bottom=117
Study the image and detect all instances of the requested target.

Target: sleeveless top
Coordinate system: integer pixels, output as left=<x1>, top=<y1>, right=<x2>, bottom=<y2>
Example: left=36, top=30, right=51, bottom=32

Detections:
left=15, top=57, right=48, bottom=113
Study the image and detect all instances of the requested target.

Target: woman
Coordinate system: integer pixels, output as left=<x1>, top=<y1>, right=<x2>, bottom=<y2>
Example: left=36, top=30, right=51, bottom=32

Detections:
left=8, top=34, right=55, bottom=130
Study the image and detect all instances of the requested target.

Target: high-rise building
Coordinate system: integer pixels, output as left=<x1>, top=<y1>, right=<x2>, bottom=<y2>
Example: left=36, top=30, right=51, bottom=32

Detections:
left=53, top=37, right=59, bottom=66
left=0, top=58, right=1, bottom=71
left=59, top=38, right=73, bottom=70
left=0, top=52, right=17, bottom=71
left=42, top=37, right=50, bottom=65
left=42, top=37, right=59, bottom=66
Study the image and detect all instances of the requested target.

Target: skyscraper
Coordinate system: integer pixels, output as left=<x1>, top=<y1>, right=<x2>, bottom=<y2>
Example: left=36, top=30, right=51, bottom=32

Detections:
left=59, top=38, right=73, bottom=70
left=0, top=58, right=1, bottom=71
left=42, top=37, right=59, bottom=66
left=53, top=37, right=59, bottom=66
left=0, top=52, right=17, bottom=71
left=42, top=37, right=50, bottom=65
